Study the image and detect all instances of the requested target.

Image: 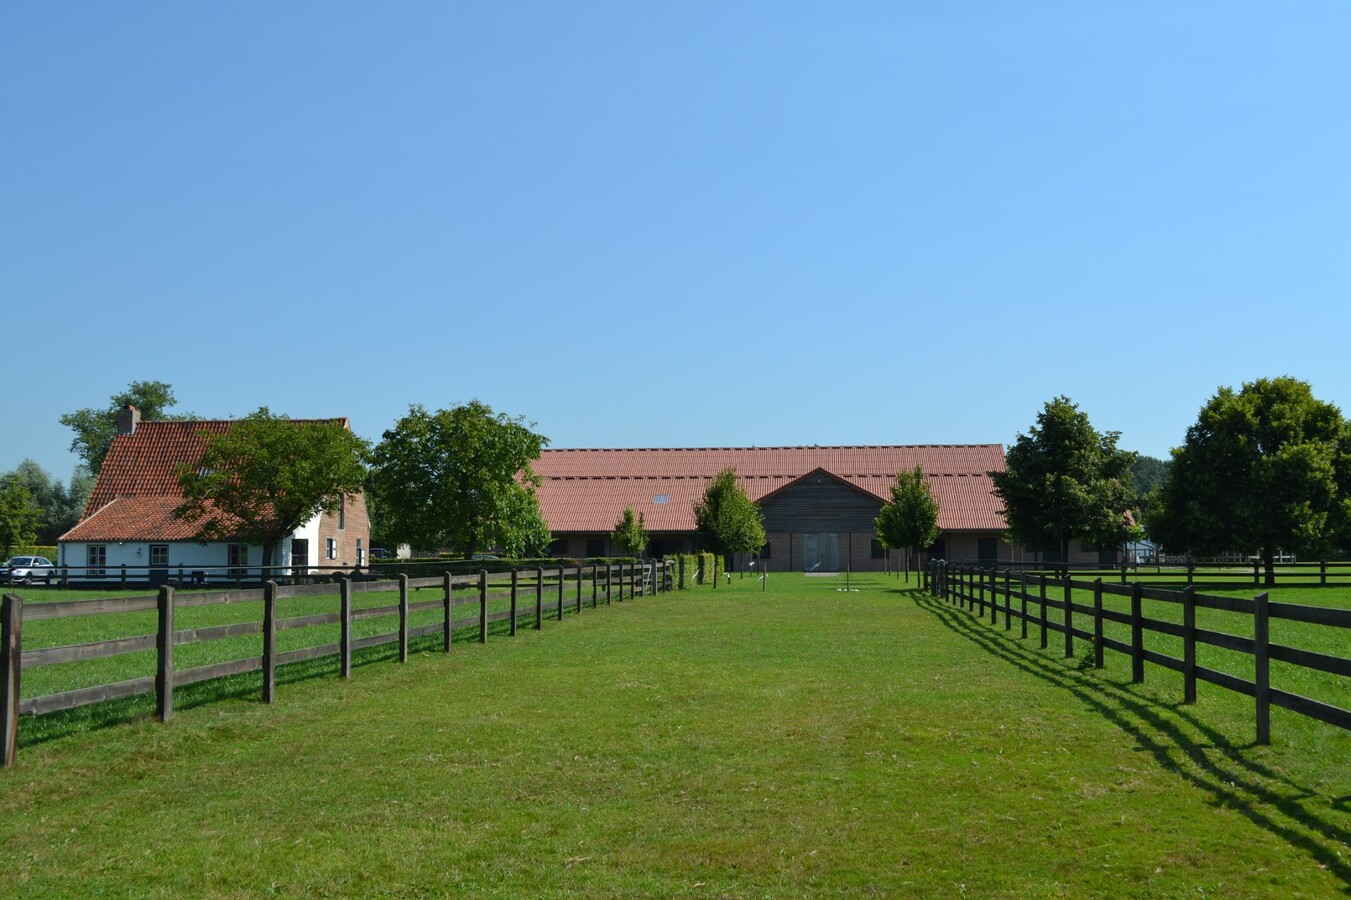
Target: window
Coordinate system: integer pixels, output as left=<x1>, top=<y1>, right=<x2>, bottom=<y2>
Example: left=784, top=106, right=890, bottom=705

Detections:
left=356, top=538, right=365, bottom=567
left=870, top=539, right=884, bottom=559
left=150, top=544, right=169, bottom=567
left=547, top=538, right=569, bottom=556
left=338, top=499, right=345, bottom=531
left=87, top=544, right=106, bottom=576
left=585, top=538, right=605, bottom=558
left=326, top=538, right=337, bottom=560
left=759, top=542, right=772, bottom=560
left=228, top=544, right=249, bottom=576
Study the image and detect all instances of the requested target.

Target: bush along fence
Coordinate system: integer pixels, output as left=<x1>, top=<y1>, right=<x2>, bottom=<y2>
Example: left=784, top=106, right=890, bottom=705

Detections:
left=0, top=560, right=673, bottom=767
left=924, top=561, right=1351, bottom=745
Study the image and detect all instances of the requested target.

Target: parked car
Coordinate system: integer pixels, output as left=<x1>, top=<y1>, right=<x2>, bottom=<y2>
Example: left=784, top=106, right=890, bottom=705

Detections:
left=471, top=553, right=500, bottom=561
left=1, top=555, right=56, bottom=584
left=369, top=548, right=393, bottom=559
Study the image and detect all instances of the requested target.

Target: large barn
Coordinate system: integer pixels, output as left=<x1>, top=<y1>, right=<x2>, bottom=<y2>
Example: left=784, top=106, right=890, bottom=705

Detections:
left=532, top=445, right=1105, bottom=572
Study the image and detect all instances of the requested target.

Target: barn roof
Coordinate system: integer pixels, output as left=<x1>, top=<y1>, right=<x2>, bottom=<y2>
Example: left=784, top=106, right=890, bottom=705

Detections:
left=532, top=445, right=1007, bottom=533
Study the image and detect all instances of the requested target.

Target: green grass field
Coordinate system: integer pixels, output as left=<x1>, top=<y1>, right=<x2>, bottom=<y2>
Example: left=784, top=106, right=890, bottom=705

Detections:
left=1, top=573, right=1347, bottom=896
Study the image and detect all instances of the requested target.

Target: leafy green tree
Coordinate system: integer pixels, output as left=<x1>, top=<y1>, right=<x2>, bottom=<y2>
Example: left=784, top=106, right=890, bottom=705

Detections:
left=991, top=397, right=1137, bottom=569
left=175, top=409, right=371, bottom=571
left=874, top=465, right=940, bottom=580
left=1153, top=377, right=1351, bottom=584
left=60, top=380, right=193, bottom=473
left=1, top=460, right=95, bottom=543
left=369, top=401, right=549, bottom=559
left=611, top=506, right=649, bottom=557
left=693, top=468, right=765, bottom=588
left=0, top=481, right=40, bottom=557
left=1129, top=455, right=1171, bottom=502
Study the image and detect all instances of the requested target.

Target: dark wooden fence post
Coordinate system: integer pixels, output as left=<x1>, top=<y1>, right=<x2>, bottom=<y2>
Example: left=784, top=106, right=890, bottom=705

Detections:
left=510, top=568, right=519, bottom=637
left=478, top=569, right=488, bottom=644
left=576, top=565, right=583, bottom=613
left=398, top=574, right=410, bottom=663
left=263, top=581, right=277, bottom=703
left=1320, top=560, right=1327, bottom=587
left=1, top=594, right=22, bottom=768
left=591, top=565, right=598, bottom=608
left=443, top=572, right=453, bottom=652
left=340, top=576, right=352, bottom=678
left=1255, top=591, right=1270, bottom=745
left=1182, top=585, right=1196, bottom=704
left=1039, top=573, right=1048, bottom=650
left=1130, top=581, right=1144, bottom=683
left=1019, top=572, right=1029, bottom=639
left=976, top=567, right=985, bottom=617
left=990, top=568, right=998, bottom=625
left=1093, top=578, right=1104, bottom=669
left=535, top=566, right=544, bottom=629
left=156, top=585, right=175, bottom=721
left=1063, top=576, right=1073, bottom=658
left=1003, top=569, right=1012, bottom=630
left=606, top=564, right=613, bottom=606
left=557, top=567, right=565, bottom=621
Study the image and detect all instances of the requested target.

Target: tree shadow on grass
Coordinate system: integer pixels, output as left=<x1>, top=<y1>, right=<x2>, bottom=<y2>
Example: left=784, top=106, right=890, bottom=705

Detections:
left=904, top=587, right=1351, bottom=893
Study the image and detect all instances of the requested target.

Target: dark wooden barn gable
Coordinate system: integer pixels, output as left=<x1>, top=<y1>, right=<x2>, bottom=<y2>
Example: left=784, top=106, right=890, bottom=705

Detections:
left=759, top=472, right=882, bottom=532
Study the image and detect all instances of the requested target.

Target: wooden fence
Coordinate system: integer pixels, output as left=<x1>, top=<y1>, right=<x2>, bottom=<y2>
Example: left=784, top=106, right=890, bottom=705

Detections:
left=1, top=560, right=672, bottom=767
left=924, top=561, right=1351, bottom=745
left=930, top=559, right=1351, bottom=587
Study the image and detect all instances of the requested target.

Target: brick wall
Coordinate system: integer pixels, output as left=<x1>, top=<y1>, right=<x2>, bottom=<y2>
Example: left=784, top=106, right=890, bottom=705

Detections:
left=316, top=493, right=371, bottom=568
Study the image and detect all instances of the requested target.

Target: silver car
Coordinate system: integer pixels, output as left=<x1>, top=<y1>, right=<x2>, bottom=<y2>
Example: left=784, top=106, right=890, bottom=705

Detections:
left=1, top=556, right=55, bottom=584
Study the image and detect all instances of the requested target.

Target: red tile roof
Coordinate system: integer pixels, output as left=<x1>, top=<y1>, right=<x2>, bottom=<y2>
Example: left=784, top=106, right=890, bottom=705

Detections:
left=61, top=418, right=349, bottom=543
left=534, top=445, right=1007, bottom=533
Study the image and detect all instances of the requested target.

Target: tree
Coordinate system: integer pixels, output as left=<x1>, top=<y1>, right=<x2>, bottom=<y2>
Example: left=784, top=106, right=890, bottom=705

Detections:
left=368, top=401, right=549, bottom=559
left=1129, top=455, right=1171, bottom=502
left=1152, top=377, right=1351, bottom=584
left=991, top=397, right=1137, bottom=569
left=1, top=460, right=95, bottom=544
left=0, top=481, right=40, bottom=557
left=611, top=506, right=649, bottom=558
left=874, top=465, right=940, bottom=580
left=693, top=468, right=766, bottom=588
left=60, top=380, right=192, bottom=473
left=174, top=409, right=371, bottom=571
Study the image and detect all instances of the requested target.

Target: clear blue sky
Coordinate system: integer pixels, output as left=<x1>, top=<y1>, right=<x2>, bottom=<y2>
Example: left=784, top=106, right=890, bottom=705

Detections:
left=5, top=2, right=1349, bottom=480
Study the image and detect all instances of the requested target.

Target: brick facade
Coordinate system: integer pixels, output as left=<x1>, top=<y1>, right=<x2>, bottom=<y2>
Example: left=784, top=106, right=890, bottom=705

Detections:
left=317, top=493, right=372, bottom=568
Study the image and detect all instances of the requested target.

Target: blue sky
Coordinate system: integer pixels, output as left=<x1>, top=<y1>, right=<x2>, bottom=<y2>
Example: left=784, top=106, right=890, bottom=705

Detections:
left=5, top=2, right=1349, bottom=479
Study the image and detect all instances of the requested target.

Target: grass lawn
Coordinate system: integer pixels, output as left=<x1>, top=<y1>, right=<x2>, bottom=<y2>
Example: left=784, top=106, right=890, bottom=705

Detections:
left=1, top=573, right=1347, bottom=897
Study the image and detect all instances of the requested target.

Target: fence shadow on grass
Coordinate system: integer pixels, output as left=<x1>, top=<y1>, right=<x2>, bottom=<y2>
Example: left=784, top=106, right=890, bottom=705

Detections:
left=905, top=588, right=1351, bottom=892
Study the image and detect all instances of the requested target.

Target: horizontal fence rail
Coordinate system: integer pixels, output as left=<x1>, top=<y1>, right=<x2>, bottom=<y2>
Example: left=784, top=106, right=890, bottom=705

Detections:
left=0, top=560, right=674, bottom=766
left=924, top=561, right=1351, bottom=745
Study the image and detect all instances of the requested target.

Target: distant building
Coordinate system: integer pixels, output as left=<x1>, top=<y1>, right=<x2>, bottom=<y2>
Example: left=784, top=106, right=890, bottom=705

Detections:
left=58, top=405, right=369, bottom=582
left=533, top=445, right=1114, bottom=571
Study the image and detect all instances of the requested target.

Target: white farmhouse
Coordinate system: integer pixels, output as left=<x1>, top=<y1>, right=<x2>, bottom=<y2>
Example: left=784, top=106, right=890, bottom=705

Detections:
left=58, top=405, right=370, bottom=584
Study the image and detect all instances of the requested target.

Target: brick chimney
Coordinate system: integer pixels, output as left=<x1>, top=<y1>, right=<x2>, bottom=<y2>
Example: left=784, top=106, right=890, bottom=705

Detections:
left=116, top=404, right=140, bottom=435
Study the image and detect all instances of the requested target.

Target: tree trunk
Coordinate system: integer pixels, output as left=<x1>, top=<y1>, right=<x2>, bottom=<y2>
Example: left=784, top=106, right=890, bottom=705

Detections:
left=1061, top=536, right=1071, bottom=577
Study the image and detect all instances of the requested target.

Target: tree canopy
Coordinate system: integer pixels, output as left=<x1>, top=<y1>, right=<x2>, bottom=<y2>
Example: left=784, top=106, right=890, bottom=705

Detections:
left=611, top=506, right=649, bottom=557
left=0, top=460, right=93, bottom=544
left=990, top=396, right=1136, bottom=567
left=60, top=380, right=193, bottom=473
left=174, top=409, right=371, bottom=570
left=1151, top=377, right=1351, bottom=583
left=693, top=468, right=765, bottom=586
left=368, top=401, right=550, bottom=559
left=0, top=481, right=40, bottom=557
left=874, top=465, right=940, bottom=570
